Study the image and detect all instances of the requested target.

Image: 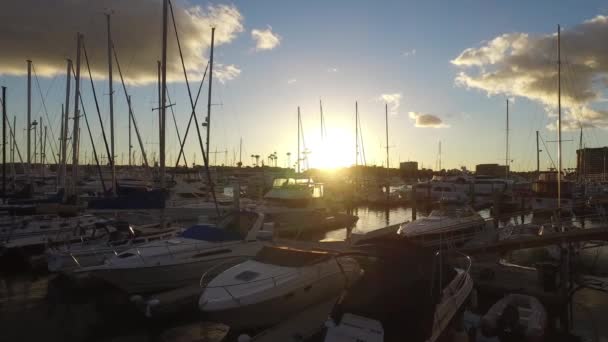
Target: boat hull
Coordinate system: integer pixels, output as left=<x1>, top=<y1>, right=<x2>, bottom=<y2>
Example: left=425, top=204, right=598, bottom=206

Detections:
left=202, top=268, right=359, bottom=330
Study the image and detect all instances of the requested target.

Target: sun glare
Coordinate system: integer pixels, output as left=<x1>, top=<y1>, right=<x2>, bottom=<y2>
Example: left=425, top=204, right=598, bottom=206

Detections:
left=307, top=127, right=354, bottom=169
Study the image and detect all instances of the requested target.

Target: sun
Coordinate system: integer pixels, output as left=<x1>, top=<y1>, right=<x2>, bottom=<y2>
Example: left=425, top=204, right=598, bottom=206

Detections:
left=307, top=127, right=354, bottom=169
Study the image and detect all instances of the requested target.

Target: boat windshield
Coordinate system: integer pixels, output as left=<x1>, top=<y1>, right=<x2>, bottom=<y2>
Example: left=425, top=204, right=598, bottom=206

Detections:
left=429, top=206, right=474, bottom=218
left=253, top=246, right=331, bottom=267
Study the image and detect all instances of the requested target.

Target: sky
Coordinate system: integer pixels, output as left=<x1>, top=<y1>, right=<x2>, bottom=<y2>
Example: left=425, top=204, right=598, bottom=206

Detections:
left=1, top=0, right=608, bottom=171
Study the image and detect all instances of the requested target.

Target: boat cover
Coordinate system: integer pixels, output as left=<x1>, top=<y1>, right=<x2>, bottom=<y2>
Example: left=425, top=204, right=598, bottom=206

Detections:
left=179, top=225, right=242, bottom=242
left=331, top=235, right=456, bottom=342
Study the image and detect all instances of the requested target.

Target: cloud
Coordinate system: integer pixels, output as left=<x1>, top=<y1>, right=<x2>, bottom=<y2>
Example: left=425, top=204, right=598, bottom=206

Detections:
left=287, top=78, right=297, bottom=85
left=378, top=93, right=402, bottom=114
left=215, top=64, right=241, bottom=83
left=0, top=0, right=244, bottom=85
left=402, top=48, right=416, bottom=57
left=327, top=67, right=338, bottom=72
left=408, top=112, right=448, bottom=128
left=251, top=26, right=281, bottom=51
left=452, top=15, right=608, bottom=129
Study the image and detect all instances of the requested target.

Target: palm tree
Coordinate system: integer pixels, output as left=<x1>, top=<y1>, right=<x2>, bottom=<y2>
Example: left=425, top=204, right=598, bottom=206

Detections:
left=250, top=154, right=255, bottom=166
left=254, top=154, right=260, bottom=166
left=286, top=152, right=291, bottom=168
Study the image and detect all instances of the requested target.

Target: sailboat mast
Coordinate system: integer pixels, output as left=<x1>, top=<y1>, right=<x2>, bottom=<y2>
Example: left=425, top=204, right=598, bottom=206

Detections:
left=128, top=95, right=132, bottom=166
left=320, top=100, right=324, bottom=142
left=385, top=103, right=389, bottom=170
left=239, top=137, right=242, bottom=167
left=297, top=106, right=301, bottom=173
left=160, top=0, right=168, bottom=190
left=2, top=87, right=6, bottom=203
left=72, top=33, right=82, bottom=196
left=506, top=98, right=509, bottom=179
left=206, top=27, right=215, bottom=163
left=355, top=101, right=359, bottom=167
left=557, top=24, right=562, bottom=210
left=536, top=130, right=540, bottom=173
left=27, top=60, right=31, bottom=182
left=61, top=59, right=72, bottom=193
left=107, top=13, right=116, bottom=195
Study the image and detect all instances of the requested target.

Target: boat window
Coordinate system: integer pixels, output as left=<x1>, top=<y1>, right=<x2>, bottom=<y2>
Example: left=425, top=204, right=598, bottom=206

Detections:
left=117, top=252, right=136, bottom=259
left=40, top=225, right=51, bottom=229
left=132, top=239, right=144, bottom=244
left=254, top=246, right=331, bottom=267
left=148, top=237, right=160, bottom=242
left=235, top=270, right=260, bottom=281
left=60, top=223, right=69, bottom=227
left=192, top=249, right=231, bottom=258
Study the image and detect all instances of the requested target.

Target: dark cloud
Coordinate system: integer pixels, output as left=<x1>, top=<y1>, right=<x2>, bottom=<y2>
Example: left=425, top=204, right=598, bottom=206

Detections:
left=0, top=0, right=244, bottom=85
left=408, top=112, right=447, bottom=128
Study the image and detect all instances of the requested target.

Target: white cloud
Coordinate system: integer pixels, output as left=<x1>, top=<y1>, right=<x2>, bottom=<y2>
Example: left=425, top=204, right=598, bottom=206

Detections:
left=327, top=67, right=338, bottom=72
left=452, top=15, right=608, bottom=129
left=408, top=112, right=448, bottom=128
left=215, top=64, right=241, bottom=83
left=0, top=0, right=244, bottom=85
left=251, top=26, right=281, bottom=51
left=378, top=93, right=402, bottom=115
left=402, top=48, right=416, bottom=57
left=287, top=78, right=297, bottom=85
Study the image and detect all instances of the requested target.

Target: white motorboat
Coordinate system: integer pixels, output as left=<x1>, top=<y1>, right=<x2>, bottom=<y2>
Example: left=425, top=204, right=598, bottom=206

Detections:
left=0, top=214, right=106, bottom=253
left=323, top=236, right=473, bottom=342
left=46, top=223, right=181, bottom=272
left=78, top=211, right=270, bottom=294
left=397, top=203, right=486, bottom=247
left=480, top=294, right=547, bottom=341
left=199, top=245, right=361, bottom=330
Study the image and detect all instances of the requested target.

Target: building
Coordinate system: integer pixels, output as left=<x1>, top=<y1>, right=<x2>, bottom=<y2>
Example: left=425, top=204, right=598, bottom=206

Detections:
left=577, top=147, right=608, bottom=180
left=475, top=164, right=509, bottom=177
left=400, top=161, right=418, bottom=178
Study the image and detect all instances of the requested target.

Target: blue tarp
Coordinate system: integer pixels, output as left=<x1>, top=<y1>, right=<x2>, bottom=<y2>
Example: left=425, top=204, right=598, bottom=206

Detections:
left=179, top=225, right=242, bottom=242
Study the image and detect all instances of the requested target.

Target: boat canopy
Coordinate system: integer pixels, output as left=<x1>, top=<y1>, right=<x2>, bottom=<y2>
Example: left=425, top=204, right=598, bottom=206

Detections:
left=180, top=225, right=242, bottom=242
left=253, top=246, right=331, bottom=267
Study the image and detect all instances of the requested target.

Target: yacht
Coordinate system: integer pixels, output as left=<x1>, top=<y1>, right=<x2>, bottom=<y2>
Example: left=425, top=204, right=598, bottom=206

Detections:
left=77, top=211, right=270, bottom=294
left=199, top=245, right=361, bottom=330
left=323, top=236, right=473, bottom=342
left=46, top=223, right=180, bottom=272
left=397, top=203, right=486, bottom=248
left=0, top=214, right=106, bottom=253
left=530, top=171, right=578, bottom=214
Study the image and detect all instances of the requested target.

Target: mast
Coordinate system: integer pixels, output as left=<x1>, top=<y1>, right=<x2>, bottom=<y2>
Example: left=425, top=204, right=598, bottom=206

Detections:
left=42, top=126, right=46, bottom=178
left=557, top=24, right=562, bottom=210
left=58, top=105, right=63, bottom=190
left=39, top=116, right=42, bottom=166
left=297, top=106, right=301, bottom=173
left=320, top=100, right=325, bottom=142
left=107, top=13, right=116, bottom=195
left=128, top=95, right=132, bottom=166
left=160, top=0, right=168, bottom=190
left=536, top=130, right=540, bottom=173
left=355, top=101, right=359, bottom=167
left=2, top=87, right=6, bottom=203
left=385, top=103, right=389, bottom=170
left=506, top=98, right=509, bottom=180
left=157, top=60, right=161, bottom=167
left=61, top=59, right=72, bottom=192
left=206, top=27, right=215, bottom=162
left=239, top=137, right=242, bottom=167
left=27, top=60, right=32, bottom=182
left=72, top=33, right=82, bottom=196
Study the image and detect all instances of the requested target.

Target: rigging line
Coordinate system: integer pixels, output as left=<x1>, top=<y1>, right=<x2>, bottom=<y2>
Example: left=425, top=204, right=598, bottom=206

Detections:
left=112, top=42, right=150, bottom=169
left=358, top=112, right=367, bottom=166
left=31, top=63, right=59, bottom=163
left=166, top=90, right=187, bottom=166
left=540, top=134, right=557, bottom=170
left=77, top=88, right=107, bottom=193
left=169, top=0, right=208, bottom=169
left=168, top=0, right=218, bottom=217
left=82, top=39, right=113, bottom=167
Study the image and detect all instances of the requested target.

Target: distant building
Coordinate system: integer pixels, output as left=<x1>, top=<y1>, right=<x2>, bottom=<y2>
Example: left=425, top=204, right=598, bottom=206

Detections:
left=577, top=147, right=608, bottom=180
left=475, top=164, right=509, bottom=177
left=400, top=161, right=418, bottom=178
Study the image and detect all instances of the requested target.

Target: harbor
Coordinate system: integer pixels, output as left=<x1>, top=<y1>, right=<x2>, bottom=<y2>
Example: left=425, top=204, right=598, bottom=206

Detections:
left=3, top=1, right=608, bottom=341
